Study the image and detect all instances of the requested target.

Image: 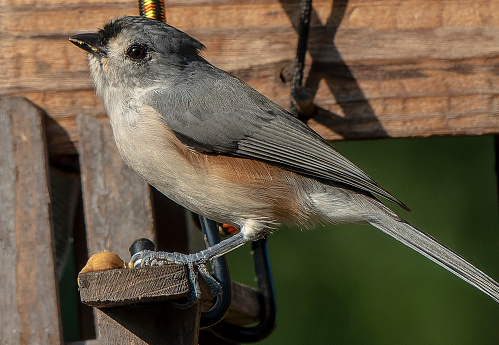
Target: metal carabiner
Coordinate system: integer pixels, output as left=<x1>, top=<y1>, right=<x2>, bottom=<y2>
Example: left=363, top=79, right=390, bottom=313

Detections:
left=199, top=215, right=277, bottom=342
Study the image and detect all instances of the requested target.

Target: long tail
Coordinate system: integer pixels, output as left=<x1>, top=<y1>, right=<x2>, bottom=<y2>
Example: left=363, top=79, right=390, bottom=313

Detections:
left=366, top=203, right=499, bottom=302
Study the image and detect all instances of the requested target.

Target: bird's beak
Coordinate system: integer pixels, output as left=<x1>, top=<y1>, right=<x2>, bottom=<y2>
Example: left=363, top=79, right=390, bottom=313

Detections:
left=69, top=33, right=107, bottom=57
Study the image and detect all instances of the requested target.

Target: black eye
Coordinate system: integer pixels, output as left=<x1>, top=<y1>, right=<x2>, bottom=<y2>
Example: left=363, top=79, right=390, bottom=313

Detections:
left=126, top=44, right=148, bottom=61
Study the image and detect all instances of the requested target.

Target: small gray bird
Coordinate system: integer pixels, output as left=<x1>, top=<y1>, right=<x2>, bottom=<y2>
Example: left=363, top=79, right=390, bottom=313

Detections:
left=70, top=16, right=499, bottom=302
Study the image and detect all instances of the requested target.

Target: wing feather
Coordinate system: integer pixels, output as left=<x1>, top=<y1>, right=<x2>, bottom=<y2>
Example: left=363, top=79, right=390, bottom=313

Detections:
left=149, top=64, right=410, bottom=211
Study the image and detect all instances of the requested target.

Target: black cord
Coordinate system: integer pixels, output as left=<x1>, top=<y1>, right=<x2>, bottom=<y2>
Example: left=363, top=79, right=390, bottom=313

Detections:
left=290, top=0, right=314, bottom=119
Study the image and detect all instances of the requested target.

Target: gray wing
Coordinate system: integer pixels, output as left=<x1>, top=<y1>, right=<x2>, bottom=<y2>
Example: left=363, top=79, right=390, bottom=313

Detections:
left=149, top=65, right=409, bottom=211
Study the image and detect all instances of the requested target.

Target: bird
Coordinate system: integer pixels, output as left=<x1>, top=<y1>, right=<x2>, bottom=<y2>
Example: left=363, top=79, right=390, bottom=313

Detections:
left=69, top=16, right=499, bottom=302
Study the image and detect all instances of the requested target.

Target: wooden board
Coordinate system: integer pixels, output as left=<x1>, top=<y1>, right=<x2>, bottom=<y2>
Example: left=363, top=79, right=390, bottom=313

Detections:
left=97, top=300, right=201, bottom=345
left=77, top=114, right=156, bottom=261
left=1, top=0, right=497, bottom=156
left=0, top=97, right=62, bottom=345
left=79, top=265, right=202, bottom=345
left=78, top=264, right=261, bottom=324
left=78, top=265, right=191, bottom=308
left=78, top=263, right=261, bottom=344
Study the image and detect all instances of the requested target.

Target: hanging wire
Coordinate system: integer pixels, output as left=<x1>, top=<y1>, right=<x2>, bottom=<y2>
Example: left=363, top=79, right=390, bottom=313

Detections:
left=290, top=0, right=315, bottom=119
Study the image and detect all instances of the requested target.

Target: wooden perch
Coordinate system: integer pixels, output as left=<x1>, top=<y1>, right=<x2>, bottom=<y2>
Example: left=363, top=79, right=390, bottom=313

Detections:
left=78, top=264, right=260, bottom=324
left=78, top=264, right=261, bottom=344
left=78, top=265, right=190, bottom=308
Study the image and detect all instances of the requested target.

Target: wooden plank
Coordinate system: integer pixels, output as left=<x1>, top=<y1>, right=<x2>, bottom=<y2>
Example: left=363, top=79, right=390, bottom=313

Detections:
left=97, top=300, right=201, bottom=345
left=79, top=265, right=201, bottom=345
left=0, top=96, right=62, bottom=344
left=77, top=114, right=158, bottom=341
left=77, top=114, right=156, bottom=261
left=23, top=54, right=495, bottom=150
left=77, top=265, right=260, bottom=324
left=78, top=265, right=190, bottom=308
left=1, top=0, right=498, bottom=154
left=223, top=281, right=261, bottom=326
left=4, top=25, right=499, bottom=93
left=78, top=263, right=261, bottom=345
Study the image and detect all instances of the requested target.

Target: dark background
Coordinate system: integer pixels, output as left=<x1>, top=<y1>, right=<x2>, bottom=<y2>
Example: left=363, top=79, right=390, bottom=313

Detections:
left=227, top=134, right=499, bottom=345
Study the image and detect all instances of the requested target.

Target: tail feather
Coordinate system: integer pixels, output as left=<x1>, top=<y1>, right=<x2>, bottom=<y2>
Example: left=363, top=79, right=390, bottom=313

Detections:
left=368, top=209, right=499, bottom=302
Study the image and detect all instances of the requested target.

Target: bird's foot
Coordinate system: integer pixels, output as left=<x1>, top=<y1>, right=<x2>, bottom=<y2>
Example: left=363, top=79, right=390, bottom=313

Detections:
left=130, top=250, right=222, bottom=307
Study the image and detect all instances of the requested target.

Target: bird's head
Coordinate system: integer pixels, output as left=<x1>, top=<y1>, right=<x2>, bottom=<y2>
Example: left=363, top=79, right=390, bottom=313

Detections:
left=69, top=16, right=206, bottom=96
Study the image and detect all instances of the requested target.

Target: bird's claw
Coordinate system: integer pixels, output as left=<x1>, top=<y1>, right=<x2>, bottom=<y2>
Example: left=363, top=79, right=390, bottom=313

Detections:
left=129, top=250, right=222, bottom=307
left=130, top=249, right=189, bottom=267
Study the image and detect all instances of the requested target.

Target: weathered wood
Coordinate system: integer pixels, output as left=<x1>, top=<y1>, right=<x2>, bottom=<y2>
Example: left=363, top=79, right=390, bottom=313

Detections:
left=0, top=97, right=62, bottom=345
left=1, top=0, right=498, bottom=156
left=77, top=114, right=156, bottom=260
left=79, top=265, right=190, bottom=308
left=78, top=265, right=260, bottom=325
left=79, top=265, right=201, bottom=344
left=223, top=282, right=261, bottom=326
left=97, top=300, right=201, bottom=345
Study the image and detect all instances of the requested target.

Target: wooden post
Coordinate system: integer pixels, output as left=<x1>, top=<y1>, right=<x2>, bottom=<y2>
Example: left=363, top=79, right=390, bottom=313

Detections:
left=77, top=114, right=158, bottom=341
left=0, top=97, right=63, bottom=345
left=97, top=301, right=201, bottom=345
left=77, top=114, right=156, bottom=260
left=77, top=264, right=261, bottom=344
left=79, top=265, right=201, bottom=345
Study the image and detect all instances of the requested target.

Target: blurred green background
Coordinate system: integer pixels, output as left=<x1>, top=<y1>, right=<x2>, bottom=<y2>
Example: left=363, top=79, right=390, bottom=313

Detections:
left=226, top=134, right=499, bottom=345
left=60, top=134, right=498, bottom=344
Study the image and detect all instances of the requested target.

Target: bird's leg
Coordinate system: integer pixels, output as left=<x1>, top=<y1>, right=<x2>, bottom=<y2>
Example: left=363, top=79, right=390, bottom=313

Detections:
left=130, top=232, right=247, bottom=302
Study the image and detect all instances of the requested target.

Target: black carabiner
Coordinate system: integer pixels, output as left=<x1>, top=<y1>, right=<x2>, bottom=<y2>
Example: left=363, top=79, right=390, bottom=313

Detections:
left=209, top=236, right=277, bottom=343
left=198, top=215, right=277, bottom=342
left=199, top=216, right=232, bottom=328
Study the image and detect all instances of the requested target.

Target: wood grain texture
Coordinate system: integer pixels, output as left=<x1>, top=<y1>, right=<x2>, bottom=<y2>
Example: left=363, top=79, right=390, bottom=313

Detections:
left=78, top=264, right=260, bottom=324
left=77, top=114, right=156, bottom=261
left=78, top=265, right=190, bottom=308
left=96, top=300, right=201, bottom=345
left=223, top=282, right=261, bottom=326
left=1, top=0, right=498, bottom=155
left=0, top=97, right=62, bottom=345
